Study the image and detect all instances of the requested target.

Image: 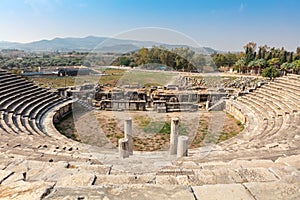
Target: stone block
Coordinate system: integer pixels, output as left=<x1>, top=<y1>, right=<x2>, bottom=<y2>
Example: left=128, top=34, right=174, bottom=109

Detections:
left=192, top=184, right=255, bottom=200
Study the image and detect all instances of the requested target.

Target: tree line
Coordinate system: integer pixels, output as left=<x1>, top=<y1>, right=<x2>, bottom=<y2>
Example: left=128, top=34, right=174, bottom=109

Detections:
left=0, top=50, right=87, bottom=71
left=1, top=42, right=300, bottom=79
left=113, top=46, right=214, bottom=72
left=212, top=42, right=300, bottom=78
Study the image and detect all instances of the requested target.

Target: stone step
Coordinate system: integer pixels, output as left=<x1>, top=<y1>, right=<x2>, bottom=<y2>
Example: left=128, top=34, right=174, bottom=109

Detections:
left=44, top=185, right=194, bottom=200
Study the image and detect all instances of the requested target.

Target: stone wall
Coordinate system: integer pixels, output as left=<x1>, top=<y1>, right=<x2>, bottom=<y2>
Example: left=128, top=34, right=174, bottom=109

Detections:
left=53, top=102, right=73, bottom=123
left=225, top=100, right=246, bottom=124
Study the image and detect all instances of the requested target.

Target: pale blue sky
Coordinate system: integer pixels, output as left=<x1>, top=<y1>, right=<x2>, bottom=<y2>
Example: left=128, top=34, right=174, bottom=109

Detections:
left=0, top=0, right=299, bottom=51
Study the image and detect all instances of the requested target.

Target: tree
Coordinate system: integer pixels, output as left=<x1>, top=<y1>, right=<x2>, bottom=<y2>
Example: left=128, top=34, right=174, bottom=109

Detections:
left=279, top=50, right=287, bottom=64
left=225, top=53, right=238, bottom=67
left=135, top=47, right=149, bottom=65
left=243, top=42, right=257, bottom=65
left=256, top=58, right=267, bottom=74
left=257, top=45, right=269, bottom=60
left=294, top=47, right=300, bottom=60
left=280, top=62, right=290, bottom=76
left=212, top=53, right=226, bottom=68
left=288, top=52, right=293, bottom=63
left=247, top=60, right=256, bottom=74
left=192, top=54, right=206, bottom=71
left=262, top=66, right=280, bottom=80
left=267, top=58, right=280, bottom=68
left=118, top=56, right=131, bottom=66
left=235, top=57, right=246, bottom=73
left=292, top=60, right=300, bottom=74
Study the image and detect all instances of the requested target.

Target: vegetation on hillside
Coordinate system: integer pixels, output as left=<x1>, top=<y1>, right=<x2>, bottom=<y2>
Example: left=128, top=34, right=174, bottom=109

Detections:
left=1, top=42, right=300, bottom=78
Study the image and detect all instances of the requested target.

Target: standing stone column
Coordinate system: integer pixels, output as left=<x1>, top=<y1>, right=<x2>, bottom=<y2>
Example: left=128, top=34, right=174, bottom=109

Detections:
left=206, top=101, right=210, bottom=110
left=119, top=138, right=129, bottom=158
left=124, top=118, right=133, bottom=155
left=177, top=136, right=189, bottom=158
left=169, top=117, right=179, bottom=155
left=87, top=97, right=92, bottom=106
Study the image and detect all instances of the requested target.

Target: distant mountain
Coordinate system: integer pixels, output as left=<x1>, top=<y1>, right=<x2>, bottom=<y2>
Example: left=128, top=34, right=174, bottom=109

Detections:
left=0, top=41, right=21, bottom=49
left=0, top=36, right=218, bottom=54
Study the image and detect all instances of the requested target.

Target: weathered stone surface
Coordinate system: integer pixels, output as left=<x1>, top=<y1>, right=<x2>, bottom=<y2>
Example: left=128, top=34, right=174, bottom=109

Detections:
left=56, top=173, right=96, bottom=187
left=244, top=181, right=300, bottom=200
left=275, top=155, right=300, bottom=168
left=176, top=175, right=190, bottom=185
left=0, top=180, right=55, bottom=200
left=237, top=167, right=278, bottom=182
left=156, top=175, right=178, bottom=185
left=94, top=174, right=156, bottom=185
left=68, top=162, right=111, bottom=174
left=211, top=168, right=243, bottom=184
left=0, top=170, right=14, bottom=184
left=193, top=169, right=217, bottom=185
left=269, top=166, right=299, bottom=182
left=192, top=184, right=255, bottom=200
left=45, top=185, right=194, bottom=200
left=1, top=172, right=24, bottom=185
left=228, top=159, right=276, bottom=168
left=26, top=163, right=74, bottom=182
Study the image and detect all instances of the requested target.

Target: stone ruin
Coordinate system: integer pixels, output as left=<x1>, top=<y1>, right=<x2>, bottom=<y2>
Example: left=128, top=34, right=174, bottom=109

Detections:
left=0, top=69, right=299, bottom=199
left=92, top=84, right=229, bottom=112
left=58, top=75, right=271, bottom=113
left=118, top=117, right=189, bottom=159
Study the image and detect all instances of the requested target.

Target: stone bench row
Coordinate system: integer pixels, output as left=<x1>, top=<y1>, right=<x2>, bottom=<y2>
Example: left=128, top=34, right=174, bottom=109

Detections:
left=277, top=77, right=300, bottom=84
left=223, top=75, right=300, bottom=152
left=0, top=89, right=50, bottom=111
left=2, top=97, right=66, bottom=135
left=266, top=83, right=300, bottom=101
left=271, top=80, right=300, bottom=94
left=0, top=82, right=36, bottom=96
left=223, top=96, right=289, bottom=151
left=0, top=72, right=67, bottom=135
left=238, top=94, right=294, bottom=143
left=258, top=86, right=300, bottom=112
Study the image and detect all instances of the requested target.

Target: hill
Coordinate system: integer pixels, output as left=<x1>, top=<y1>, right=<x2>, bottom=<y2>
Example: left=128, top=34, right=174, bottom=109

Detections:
left=0, top=36, right=218, bottom=54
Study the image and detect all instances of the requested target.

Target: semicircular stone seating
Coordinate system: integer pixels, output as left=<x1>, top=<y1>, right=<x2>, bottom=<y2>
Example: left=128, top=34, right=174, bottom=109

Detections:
left=0, top=69, right=300, bottom=199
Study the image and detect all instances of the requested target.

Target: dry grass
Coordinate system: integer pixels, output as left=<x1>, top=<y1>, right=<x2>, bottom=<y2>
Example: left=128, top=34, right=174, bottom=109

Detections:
left=28, top=68, right=126, bottom=88
left=55, top=110, right=243, bottom=151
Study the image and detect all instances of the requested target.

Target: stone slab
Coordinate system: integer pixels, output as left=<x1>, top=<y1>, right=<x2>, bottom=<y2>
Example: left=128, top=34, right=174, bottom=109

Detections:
left=0, top=170, right=13, bottom=184
left=45, top=185, right=194, bottom=200
left=0, top=180, right=55, bottom=200
left=55, top=173, right=96, bottom=187
left=1, top=172, right=24, bottom=185
left=237, top=167, right=278, bottom=182
left=192, top=184, right=255, bottom=200
left=211, top=168, right=244, bottom=184
left=94, top=174, right=156, bottom=185
left=275, top=155, right=300, bottom=168
left=244, top=181, right=300, bottom=200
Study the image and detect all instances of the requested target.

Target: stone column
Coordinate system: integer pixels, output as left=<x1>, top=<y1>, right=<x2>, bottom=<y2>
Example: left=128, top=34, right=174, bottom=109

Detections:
left=177, top=136, right=189, bottom=158
left=118, top=138, right=129, bottom=158
left=169, top=117, right=179, bottom=155
left=188, top=94, right=192, bottom=102
left=87, top=97, right=92, bottom=106
left=124, top=118, right=133, bottom=155
left=206, top=101, right=210, bottom=110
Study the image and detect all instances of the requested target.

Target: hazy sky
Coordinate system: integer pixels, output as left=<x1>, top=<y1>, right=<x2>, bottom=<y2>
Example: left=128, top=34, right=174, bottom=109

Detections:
left=0, top=0, right=299, bottom=51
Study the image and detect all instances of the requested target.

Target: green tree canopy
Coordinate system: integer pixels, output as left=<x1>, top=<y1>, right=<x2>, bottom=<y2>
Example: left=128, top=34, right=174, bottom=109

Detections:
left=262, top=66, right=280, bottom=80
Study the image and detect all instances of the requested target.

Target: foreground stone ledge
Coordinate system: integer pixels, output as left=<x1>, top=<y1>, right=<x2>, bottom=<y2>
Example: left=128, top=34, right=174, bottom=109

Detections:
left=244, top=181, right=300, bottom=200
left=192, top=183, right=255, bottom=200
left=0, top=180, right=55, bottom=200
left=44, top=185, right=194, bottom=200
